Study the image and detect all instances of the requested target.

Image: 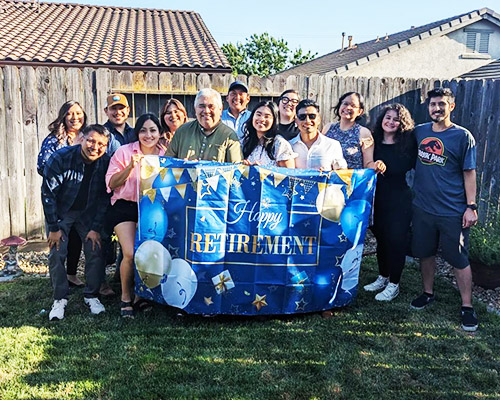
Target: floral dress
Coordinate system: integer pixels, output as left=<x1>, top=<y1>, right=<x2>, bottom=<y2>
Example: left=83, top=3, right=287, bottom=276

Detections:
left=325, top=122, right=365, bottom=169
left=246, top=135, right=297, bottom=166
left=37, top=134, right=70, bottom=176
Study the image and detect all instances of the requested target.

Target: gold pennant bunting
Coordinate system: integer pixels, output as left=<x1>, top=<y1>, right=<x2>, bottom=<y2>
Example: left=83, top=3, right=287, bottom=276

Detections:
left=317, top=182, right=327, bottom=192
left=159, top=167, right=168, bottom=180
left=141, top=164, right=157, bottom=180
left=171, top=168, right=184, bottom=183
left=176, top=184, right=187, bottom=199
left=143, top=188, right=156, bottom=203
left=187, top=168, right=198, bottom=183
left=259, top=168, right=271, bottom=182
left=335, top=169, right=353, bottom=186
left=237, top=164, right=250, bottom=179
left=273, top=172, right=286, bottom=187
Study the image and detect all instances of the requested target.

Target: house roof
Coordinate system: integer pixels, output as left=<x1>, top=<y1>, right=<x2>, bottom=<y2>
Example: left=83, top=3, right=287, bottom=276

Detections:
left=277, top=7, right=500, bottom=77
left=459, top=59, right=500, bottom=79
left=0, top=0, right=231, bottom=72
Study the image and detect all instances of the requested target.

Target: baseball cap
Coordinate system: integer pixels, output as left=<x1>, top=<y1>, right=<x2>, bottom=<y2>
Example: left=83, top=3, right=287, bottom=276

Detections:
left=106, top=93, right=129, bottom=108
left=228, top=81, right=248, bottom=93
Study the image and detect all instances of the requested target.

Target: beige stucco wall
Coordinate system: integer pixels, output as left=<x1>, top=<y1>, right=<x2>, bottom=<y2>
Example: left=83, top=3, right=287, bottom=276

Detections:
left=334, top=20, right=500, bottom=79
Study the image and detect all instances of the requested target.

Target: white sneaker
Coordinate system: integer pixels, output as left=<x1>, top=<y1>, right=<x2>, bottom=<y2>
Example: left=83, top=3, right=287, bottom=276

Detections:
left=375, top=283, right=400, bottom=301
left=49, top=299, right=68, bottom=321
left=84, top=297, right=105, bottom=315
left=363, top=275, right=389, bottom=292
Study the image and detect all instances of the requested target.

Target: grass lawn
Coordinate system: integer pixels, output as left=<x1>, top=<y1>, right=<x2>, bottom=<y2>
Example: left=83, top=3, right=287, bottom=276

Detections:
left=0, top=257, right=499, bottom=400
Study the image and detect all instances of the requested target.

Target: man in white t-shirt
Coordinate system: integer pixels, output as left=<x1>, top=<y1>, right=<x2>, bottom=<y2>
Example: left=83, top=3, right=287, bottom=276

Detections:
left=292, top=99, right=347, bottom=170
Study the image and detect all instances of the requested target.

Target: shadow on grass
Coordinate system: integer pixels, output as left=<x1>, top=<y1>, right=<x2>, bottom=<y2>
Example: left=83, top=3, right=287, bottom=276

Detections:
left=0, top=258, right=499, bottom=399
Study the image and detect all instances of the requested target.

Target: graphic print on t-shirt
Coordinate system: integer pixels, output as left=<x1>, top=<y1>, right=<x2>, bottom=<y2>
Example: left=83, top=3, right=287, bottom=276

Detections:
left=418, top=137, right=448, bottom=166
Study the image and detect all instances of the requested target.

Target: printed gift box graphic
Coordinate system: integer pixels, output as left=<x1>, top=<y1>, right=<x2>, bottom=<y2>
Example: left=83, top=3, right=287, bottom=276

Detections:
left=134, top=156, right=376, bottom=315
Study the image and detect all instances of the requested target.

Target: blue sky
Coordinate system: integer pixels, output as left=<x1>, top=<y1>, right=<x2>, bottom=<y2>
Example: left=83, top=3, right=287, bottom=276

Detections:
left=51, top=0, right=497, bottom=56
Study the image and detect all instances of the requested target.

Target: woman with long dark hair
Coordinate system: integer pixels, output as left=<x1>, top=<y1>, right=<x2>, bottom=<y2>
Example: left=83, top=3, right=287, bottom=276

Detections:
left=242, top=101, right=296, bottom=167
left=37, top=101, right=87, bottom=287
left=364, top=104, right=417, bottom=301
left=105, top=113, right=166, bottom=317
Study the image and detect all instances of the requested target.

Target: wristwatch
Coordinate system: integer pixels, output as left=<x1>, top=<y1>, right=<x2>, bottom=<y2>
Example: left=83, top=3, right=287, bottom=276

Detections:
left=466, top=203, right=478, bottom=211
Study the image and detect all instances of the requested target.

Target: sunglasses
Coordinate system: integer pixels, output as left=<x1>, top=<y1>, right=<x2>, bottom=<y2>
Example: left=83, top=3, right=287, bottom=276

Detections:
left=280, top=97, right=299, bottom=105
left=297, top=113, right=318, bottom=121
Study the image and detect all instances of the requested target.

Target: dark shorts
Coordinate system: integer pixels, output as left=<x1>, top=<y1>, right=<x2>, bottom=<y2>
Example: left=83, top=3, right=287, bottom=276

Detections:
left=411, top=206, right=470, bottom=269
left=107, top=199, right=138, bottom=229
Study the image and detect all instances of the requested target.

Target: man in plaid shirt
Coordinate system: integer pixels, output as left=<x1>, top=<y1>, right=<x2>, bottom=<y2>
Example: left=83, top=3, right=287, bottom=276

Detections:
left=42, top=124, right=111, bottom=321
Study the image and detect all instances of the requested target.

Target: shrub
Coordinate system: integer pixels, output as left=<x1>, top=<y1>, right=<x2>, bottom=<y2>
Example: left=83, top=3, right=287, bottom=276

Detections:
left=469, top=210, right=500, bottom=266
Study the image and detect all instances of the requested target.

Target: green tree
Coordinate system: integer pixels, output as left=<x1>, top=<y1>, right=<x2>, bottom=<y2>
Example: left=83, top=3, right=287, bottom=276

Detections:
left=221, top=33, right=317, bottom=77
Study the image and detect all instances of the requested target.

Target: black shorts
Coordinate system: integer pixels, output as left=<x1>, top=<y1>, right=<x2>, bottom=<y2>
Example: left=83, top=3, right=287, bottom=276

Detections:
left=107, top=199, right=138, bottom=229
left=411, top=205, right=470, bottom=269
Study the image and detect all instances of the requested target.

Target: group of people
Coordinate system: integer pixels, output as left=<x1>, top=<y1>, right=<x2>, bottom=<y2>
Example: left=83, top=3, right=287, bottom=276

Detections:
left=38, top=82, right=479, bottom=332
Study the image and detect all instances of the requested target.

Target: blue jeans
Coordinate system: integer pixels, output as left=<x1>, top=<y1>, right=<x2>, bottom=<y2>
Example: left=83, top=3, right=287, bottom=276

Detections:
left=48, top=211, right=105, bottom=300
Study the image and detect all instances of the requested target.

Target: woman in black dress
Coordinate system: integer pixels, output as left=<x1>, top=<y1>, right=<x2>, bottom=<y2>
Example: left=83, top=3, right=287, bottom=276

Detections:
left=364, top=104, right=417, bottom=301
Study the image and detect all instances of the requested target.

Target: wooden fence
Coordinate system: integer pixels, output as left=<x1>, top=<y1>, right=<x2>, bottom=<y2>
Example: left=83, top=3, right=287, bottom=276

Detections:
left=0, top=65, right=498, bottom=239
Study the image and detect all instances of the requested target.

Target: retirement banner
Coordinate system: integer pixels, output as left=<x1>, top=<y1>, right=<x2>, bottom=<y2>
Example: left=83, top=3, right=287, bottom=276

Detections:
left=134, top=156, right=376, bottom=315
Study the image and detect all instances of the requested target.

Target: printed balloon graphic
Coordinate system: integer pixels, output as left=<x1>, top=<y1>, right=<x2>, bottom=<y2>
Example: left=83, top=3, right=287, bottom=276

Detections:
left=138, top=196, right=168, bottom=241
left=340, top=200, right=370, bottom=246
left=161, top=258, right=198, bottom=309
left=134, top=240, right=172, bottom=288
left=340, top=244, right=363, bottom=291
left=316, top=184, right=345, bottom=222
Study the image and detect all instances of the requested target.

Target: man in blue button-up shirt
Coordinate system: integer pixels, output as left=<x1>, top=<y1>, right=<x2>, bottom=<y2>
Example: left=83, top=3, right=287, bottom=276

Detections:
left=42, top=124, right=111, bottom=321
left=221, top=81, right=251, bottom=140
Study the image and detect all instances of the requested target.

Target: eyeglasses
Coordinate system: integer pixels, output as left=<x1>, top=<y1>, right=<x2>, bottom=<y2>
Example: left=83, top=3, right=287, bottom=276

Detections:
left=86, top=138, right=107, bottom=150
left=341, top=101, right=360, bottom=109
left=280, top=97, right=299, bottom=106
left=297, top=113, right=318, bottom=121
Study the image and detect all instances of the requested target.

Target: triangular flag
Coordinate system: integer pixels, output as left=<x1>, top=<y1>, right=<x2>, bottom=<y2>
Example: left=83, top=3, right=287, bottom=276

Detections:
left=237, top=164, right=250, bottom=179
left=176, top=184, right=187, bottom=199
left=259, top=168, right=271, bottom=182
left=171, top=168, right=184, bottom=183
left=206, top=175, right=220, bottom=191
left=143, top=188, right=156, bottom=203
left=159, top=167, right=168, bottom=180
left=187, top=168, right=198, bottom=183
left=335, top=170, right=353, bottom=186
left=141, top=164, right=157, bottom=180
left=221, top=170, right=234, bottom=184
left=159, top=187, right=172, bottom=201
left=317, top=182, right=327, bottom=192
left=273, top=172, right=286, bottom=187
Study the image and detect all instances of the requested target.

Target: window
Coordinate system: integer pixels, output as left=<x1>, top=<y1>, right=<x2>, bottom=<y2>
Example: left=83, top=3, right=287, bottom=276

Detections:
left=465, top=29, right=492, bottom=54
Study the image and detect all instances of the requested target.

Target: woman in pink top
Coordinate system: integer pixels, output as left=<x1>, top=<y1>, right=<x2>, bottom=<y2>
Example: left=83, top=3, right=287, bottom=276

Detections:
left=105, top=113, right=165, bottom=317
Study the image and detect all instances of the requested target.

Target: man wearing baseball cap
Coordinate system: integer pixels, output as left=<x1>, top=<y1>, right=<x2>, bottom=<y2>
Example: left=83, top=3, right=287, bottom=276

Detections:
left=104, top=93, right=136, bottom=149
left=221, top=81, right=251, bottom=140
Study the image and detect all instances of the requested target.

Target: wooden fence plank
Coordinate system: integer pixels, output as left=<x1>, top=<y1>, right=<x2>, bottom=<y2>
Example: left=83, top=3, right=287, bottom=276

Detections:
left=0, top=69, right=11, bottom=238
left=3, top=66, right=26, bottom=236
left=20, top=66, right=43, bottom=238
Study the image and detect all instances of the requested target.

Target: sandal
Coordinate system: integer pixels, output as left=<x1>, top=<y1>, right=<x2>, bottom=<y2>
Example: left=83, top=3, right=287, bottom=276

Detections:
left=120, top=301, right=134, bottom=318
left=133, top=298, right=153, bottom=313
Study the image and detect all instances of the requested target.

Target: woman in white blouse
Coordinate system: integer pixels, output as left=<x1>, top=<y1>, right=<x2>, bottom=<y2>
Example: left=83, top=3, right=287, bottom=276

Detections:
left=241, top=101, right=296, bottom=167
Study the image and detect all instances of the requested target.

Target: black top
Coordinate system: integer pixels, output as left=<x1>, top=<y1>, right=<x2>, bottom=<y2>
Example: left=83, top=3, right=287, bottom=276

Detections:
left=70, top=161, right=96, bottom=211
left=373, top=140, right=417, bottom=208
left=277, top=122, right=300, bottom=141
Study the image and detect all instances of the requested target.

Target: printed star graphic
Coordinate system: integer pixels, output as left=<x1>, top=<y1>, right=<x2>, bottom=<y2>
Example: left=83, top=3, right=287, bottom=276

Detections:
left=335, top=255, right=343, bottom=267
left=204, top=297, right=213, bottom=306
left=338, top=232, right=348, bottom=242
left=198, top=271, right=207, bottom=280
left=251, top=181, right=256, bottom=186
left=267, top=285, right=278, bottom=292
left=252, top=294, right=268, bottom=311
left=261, top=198, right=271, bottom=209
left=200, top=181, right=212, bottom=198
left=231, top=304, right=240, bottom=313
left=166, top=228, right=176, bottom=239
left=168, top=244, right=180, bottom=258
left=304, top=220, right=311, bottom=227
left=231, top=177, right=242, bottom=188
left=300, top=195, right=305, bottom=200
left=295, top=298, right=308, bottom=311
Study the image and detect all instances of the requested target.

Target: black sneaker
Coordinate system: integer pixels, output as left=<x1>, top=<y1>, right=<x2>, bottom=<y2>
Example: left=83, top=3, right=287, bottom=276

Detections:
left=410, top=293, right=435, bottom=310
left=461, top=308, right=478, bottom=332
